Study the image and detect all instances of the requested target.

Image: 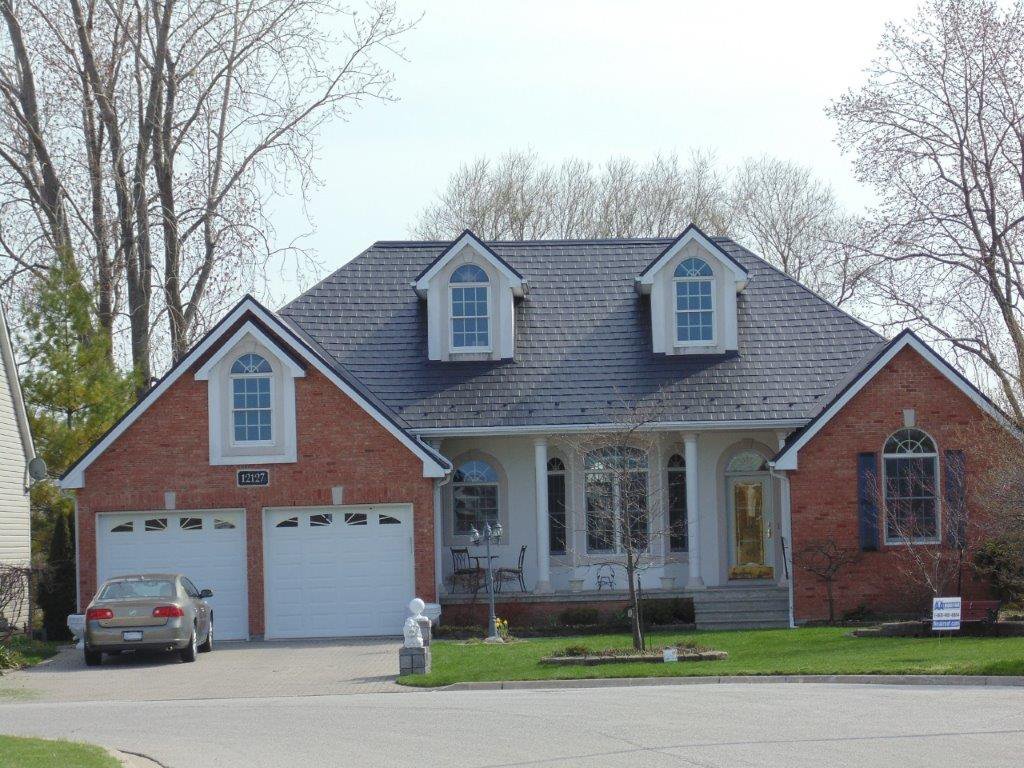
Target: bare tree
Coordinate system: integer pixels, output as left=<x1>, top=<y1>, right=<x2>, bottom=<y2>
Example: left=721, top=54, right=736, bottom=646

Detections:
left=793, top=539, right=861, bottom=623
left=0, top=0, right=413, bottom=380
left=559, top=395, right=683, bottom=651
left=0, top=564, right=29, bottom=642
left=829, top=0, right=1024, bottom=422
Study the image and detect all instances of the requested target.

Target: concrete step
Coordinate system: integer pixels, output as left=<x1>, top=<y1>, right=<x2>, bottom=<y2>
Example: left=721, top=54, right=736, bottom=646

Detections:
left=694, top=599, right=790, bottom=613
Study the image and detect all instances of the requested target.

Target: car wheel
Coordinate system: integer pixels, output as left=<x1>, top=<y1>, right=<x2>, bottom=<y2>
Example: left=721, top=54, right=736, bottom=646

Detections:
left=180, top=630, right=198, bottom=663
left=84, top=647, right=102, bottom=667
left=198, top=621, right=213, bottom=653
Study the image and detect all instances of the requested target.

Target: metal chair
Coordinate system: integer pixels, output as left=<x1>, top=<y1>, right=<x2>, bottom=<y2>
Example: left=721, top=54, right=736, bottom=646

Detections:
left=495, top=545, right=528, bottom=593
left=450, top=547, right=482, bottom=593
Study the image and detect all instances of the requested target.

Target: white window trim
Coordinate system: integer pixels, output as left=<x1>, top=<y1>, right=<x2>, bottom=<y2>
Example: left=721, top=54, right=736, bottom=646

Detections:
left=673, top=273, right=716, bottom=347
left=584, top=449, right=651, bottom=555
left=229, top=368, right=275, bottom=448
left=449, top=281, right=492, bottom=353
left=881, top=432, right=942, bottom=547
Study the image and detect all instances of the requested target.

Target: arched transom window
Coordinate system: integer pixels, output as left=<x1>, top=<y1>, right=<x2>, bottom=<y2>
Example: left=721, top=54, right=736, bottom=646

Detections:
left=230, top=353, right=272, bottom=443
left=726, top=450, right=769, bottom=474
left=673, top=257, right=714, bottom=344
left=452, top=459, right=499, bottom=534
left=883, top=428, right=940, bottom=543
left=450, top=264, right=490, bottom=351
left=584, top=446, right=648, bottom=553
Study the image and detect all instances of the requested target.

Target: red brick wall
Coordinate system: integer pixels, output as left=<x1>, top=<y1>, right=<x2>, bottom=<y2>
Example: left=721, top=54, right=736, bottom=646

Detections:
left=788, top=346, right=995, bottom=622
left=75, top=363, right=435, bottom=637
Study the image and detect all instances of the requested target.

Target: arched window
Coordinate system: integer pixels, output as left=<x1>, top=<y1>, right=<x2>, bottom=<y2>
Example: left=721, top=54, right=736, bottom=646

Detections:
left=726, top=450, right=769, bottom=474
left=450, top=264, right=490, bottom=350
left=547, top=457, right=567, bottom=554
left=673, top=257, right=714, bottom=344
left=230, top=353, right=272, bottom=443
left=667, top=453, right=687, bottom=552
left=883, top=428, right=940, bottom=543
left=452, top=459, right=499, bottom=535
left=584, top=447, right=648, bottom=553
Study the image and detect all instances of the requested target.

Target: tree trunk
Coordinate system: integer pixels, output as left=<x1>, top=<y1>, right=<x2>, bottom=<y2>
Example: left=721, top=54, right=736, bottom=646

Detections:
left=625, top=552, right=643, bottom=651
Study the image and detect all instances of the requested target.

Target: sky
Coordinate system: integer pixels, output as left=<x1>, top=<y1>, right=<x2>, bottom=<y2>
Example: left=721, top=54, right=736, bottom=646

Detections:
left=267, top=0, right=923, bottom=302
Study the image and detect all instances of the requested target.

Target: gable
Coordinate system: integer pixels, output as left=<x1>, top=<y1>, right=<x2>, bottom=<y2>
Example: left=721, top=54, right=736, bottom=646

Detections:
left=635, top=224, right=749, bottom=291
left=413, top=230, right=526, bottom=297
left=772, top=331, right=1009, bottom=470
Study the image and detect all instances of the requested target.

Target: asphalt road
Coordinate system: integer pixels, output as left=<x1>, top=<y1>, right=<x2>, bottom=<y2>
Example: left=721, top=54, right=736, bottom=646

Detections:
left=2, top=682, right=1023, bottom=767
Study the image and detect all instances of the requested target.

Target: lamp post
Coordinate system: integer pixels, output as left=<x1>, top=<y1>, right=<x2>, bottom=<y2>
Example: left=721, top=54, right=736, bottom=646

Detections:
left=469, top=521, right=503, bottom=642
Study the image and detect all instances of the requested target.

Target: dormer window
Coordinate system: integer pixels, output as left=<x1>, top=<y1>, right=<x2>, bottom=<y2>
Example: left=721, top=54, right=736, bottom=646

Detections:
left=230, top=353, right=273, bottom=443
left=674, top=258, right=714, bottom=344
left=450, top=264, right=490, bottom=351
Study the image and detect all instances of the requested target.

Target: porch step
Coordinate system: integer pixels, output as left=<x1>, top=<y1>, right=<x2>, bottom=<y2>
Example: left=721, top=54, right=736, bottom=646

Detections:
left=692, top=587, right=790, bottom=630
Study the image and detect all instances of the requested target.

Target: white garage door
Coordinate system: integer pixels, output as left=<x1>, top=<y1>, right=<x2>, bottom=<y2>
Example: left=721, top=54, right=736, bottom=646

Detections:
left=96, top=510, right=248, bottom=640
left=264, top=505, right=414, bottom=639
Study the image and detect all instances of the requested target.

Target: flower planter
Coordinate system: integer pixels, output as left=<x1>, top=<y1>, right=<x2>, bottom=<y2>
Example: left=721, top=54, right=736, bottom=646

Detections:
left=541, top=648, right=727, bottom=666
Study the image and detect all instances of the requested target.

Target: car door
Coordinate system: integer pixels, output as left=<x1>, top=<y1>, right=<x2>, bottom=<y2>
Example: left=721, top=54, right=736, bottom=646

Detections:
left=182, top=577, right=208, bottom=638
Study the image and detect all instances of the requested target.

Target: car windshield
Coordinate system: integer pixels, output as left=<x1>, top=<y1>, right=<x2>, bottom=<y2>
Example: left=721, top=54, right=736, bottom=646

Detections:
left=99, top=579, right=176, bottom=600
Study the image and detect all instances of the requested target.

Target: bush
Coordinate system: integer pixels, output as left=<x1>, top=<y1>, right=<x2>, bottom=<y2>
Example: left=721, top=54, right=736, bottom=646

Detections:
left=560, top=644, right=590, bottom=657
left=639, top=598, right=694, bottom=625
left=973, top=535, right=1024, bottom=603
left=0, top=644, right=16, bottom=672
left=842, top=604, right=874, bottom=623
left=558, top=607, right=600, bottom=626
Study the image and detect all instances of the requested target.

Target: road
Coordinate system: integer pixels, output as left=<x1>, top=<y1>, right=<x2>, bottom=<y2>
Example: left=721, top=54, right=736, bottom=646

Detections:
left=2, top=682, right=1023, bottom=767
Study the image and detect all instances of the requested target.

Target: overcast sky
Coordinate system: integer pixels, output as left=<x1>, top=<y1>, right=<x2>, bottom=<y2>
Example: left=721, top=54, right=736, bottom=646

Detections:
left=267, top=0, right=921, bottom=302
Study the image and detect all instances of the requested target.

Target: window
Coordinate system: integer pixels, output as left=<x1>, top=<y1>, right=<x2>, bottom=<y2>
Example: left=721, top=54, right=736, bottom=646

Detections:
left=343, top=512, right=367, bottom=526
left=179, top=517, right=203, bottom=531
left=726, top=450, right=769, bottom=474
left=379, top=514, right=401, bottom=525
left=449, top=264, right=490, bottom=350
left=883, top=428, right=940, bottom=543
left=231, top=353, right=272, bottom=443
left=452, top=459, right=499, bottom=535
left=144, top=517, right=167, bottom=532
left=673, top=258, right=714, bottom=344
left=547, top=457, right=567, bottom=554
left=214, top=518, right=236, bottom=530
left=585, top=447, right=648, bottom=553
left=310, top=513, right=333, bottom=527
left=275, top=516, right=298, bottom=528
left=667, top=453, right=687, bottom=552
left=110, top=521, right=134, bottom=533
left=182, top=578, right=200, bottom=599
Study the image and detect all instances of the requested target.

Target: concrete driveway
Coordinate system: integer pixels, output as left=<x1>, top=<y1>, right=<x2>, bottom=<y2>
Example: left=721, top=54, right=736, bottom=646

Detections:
left=1, top=683, right=1023, bottom=767
left=0, top=638, right=405, bottom=702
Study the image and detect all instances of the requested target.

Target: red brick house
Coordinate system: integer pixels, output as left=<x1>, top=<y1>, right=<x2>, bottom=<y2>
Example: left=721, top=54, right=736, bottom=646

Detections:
left=61, top=226, right=1008, bottom=638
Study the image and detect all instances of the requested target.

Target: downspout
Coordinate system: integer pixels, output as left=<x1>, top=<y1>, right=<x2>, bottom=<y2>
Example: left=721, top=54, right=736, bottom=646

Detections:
left=769, top=463, right=795, bottom=629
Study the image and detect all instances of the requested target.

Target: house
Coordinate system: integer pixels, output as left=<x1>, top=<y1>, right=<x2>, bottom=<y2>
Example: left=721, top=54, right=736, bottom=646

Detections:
left=59, top=225, right=1005, bottom=639
left=0, top=307, right=36, bottom=632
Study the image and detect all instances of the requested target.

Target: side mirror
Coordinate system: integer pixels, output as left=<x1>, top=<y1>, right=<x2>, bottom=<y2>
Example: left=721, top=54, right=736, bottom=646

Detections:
left=199, top=589, right=213, bottom=599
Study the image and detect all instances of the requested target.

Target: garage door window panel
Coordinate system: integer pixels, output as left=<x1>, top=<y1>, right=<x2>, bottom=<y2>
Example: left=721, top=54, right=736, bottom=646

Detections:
left=145, top=518, right=167, bottom=532
left=111, top=521, right=133, bottom=533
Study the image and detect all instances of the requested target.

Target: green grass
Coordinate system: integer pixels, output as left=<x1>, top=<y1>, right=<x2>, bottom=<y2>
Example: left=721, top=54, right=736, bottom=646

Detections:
left=399, top=627, right=1024, bottom=687
left=0, top=736, right=119, bottom=768
left=1, top=636, right=60, bottom=670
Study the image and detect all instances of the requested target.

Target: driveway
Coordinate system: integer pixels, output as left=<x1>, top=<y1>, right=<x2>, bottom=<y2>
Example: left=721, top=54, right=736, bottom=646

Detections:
left=1, top=683, right=1022, bottom=767
left=0, top=638, right=405, bottom=702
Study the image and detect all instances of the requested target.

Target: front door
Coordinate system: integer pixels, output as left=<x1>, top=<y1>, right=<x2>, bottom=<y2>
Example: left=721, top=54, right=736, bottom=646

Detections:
left=728, top=477, right=774, bottom=580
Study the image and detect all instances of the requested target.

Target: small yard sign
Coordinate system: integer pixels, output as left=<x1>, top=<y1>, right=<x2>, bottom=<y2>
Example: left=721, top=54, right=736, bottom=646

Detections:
left=237, top=469, right=270, bottom=487
left=932, top=596, right=962, bottom=631
left=662, top=647, right=678, bottom=663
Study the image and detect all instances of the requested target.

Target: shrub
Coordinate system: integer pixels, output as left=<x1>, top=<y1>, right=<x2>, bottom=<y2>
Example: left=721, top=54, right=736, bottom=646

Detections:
left=973, top=535, right=1024, bottom=603
left=842, top=604, right=873, bottom=623
left=0, top=644, right=18, bottom=672
left=560, top=644, right=590, bottom=657
left=558, top=607, right=600, bottom=626
left=639, top=597, right=694, bottom=625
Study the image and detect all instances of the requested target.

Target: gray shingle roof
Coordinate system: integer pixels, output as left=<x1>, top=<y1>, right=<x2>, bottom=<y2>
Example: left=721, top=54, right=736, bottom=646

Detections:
left=280, top=237, right=883, bottom=431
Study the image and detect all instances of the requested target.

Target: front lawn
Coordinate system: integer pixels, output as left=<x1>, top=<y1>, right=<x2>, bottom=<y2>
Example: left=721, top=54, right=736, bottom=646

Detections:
left=399, top=627, right=1024, bottom=687
left=0, top=637, right=60, bottom=671
left=0, top=736, right=119, bottom=768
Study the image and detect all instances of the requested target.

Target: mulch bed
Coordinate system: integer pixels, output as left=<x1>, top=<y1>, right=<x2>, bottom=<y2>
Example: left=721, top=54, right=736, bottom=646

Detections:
left=541, top=645, right=727, bottom=666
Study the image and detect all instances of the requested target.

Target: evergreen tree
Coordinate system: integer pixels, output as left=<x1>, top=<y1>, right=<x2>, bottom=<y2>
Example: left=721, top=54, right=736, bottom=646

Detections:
left=36, top=509, right=75, bottom=639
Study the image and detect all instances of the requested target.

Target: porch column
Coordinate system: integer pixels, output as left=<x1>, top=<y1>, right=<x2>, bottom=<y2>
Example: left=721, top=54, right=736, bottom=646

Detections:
left=430, top=439, right=445, bottom=600
left=533, top=437, right=552, bottom=593
left=684, top=433, right=704, bottom=589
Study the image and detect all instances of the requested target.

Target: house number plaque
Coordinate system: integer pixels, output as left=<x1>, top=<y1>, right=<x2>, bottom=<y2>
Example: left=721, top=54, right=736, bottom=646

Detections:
left=237, top=469, right=270, bottom=487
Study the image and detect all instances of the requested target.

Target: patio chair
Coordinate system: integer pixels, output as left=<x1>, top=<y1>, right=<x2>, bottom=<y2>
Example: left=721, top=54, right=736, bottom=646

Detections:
left=495, top=545, right=528, bottom=593
left=450, top=547, right=483, bottom=593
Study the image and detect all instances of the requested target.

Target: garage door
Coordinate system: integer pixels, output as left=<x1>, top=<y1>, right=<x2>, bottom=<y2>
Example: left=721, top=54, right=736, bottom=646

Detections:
left=96, top=510, right=248, bottom=640
left=264, top=505, right=414, bottom=639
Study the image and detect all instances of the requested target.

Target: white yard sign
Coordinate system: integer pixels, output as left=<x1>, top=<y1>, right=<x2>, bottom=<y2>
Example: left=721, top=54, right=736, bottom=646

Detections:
left=932, top=597, right=962, bottom=631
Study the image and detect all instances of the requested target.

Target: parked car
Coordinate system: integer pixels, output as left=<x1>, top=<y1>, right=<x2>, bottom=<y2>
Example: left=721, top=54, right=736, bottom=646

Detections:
left=83, top=574, right=214, bottom=666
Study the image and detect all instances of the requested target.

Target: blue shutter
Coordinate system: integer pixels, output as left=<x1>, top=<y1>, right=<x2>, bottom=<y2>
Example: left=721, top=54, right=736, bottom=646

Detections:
left=857, top=452, right=880, bottom=551
left=945, top=450, right=966, bottom=548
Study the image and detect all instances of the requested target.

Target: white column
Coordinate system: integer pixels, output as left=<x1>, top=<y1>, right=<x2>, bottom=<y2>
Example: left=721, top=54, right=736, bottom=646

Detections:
left=778, top=472, right=795, bottom=628
left=534, top=437, right=552, bottom=593
left=684, top=433, right=704, bottom=589
left=429, top=439, right=445, bottom=601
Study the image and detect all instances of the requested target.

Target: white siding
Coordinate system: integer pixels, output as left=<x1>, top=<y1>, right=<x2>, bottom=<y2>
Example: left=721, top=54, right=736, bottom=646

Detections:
left=0, top=321, right=30, bottom=627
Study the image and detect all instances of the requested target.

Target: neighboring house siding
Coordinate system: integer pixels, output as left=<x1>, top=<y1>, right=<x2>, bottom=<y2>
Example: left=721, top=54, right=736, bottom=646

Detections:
left=0, top=333, right=29, bottom=627
left=787, top=346, right=994, bottom=621
left=75, top=364, right=436, bottom=637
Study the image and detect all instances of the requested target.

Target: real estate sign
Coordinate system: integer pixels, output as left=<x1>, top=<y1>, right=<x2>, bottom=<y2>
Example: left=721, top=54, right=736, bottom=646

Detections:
left=932, top=597, right=962, bottom=631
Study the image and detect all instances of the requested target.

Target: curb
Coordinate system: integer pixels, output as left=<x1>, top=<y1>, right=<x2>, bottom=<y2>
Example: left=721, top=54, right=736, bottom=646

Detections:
left=437, top=674, right=1024, bottom=692
left=109, top=749, right=167, bottom=768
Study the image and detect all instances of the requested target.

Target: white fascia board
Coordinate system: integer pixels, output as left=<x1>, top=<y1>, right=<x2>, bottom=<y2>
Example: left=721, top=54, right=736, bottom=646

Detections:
left=636, top=227, right=748, bottom=293
left=0, top=307, right=35, bottom=463
left=413, top=232, right=526, bottom=297
left=771, top=333, right=1010, bottom=471
left=194, top=322, right=305, bottom=380
left=61, top=297, right=448, bottom=488
left=413, top=418, right=807, bottom=438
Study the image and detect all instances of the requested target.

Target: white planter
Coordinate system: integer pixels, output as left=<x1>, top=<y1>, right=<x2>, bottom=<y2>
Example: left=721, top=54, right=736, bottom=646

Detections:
left=660, top=577, right=676, bottom=591
left=569, top=578, right=585, bottom=593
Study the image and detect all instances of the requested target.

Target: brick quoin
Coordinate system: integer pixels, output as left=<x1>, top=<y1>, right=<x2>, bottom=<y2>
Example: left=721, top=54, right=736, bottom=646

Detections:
left=788, top=346, right=996, bottom=622
left=74, top=363, right=435, bottom=638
